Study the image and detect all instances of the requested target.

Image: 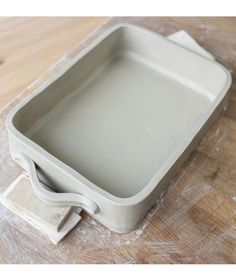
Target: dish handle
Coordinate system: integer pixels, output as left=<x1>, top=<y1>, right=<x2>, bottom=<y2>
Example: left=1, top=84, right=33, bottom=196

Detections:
left=18, top=154, right=99, bottom=215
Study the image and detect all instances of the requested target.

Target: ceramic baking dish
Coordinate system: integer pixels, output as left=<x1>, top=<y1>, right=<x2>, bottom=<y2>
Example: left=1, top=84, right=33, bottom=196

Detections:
left=6, top=24, right=231, bottom=233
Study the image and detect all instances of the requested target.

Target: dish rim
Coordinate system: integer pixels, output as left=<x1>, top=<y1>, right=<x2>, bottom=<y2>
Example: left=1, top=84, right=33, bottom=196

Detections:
left=6, top=23, right=232, bottom=206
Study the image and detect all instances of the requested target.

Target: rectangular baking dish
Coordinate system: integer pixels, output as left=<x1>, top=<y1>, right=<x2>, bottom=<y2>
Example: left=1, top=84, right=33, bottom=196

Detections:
left=6, top=24, right=231, bottom=233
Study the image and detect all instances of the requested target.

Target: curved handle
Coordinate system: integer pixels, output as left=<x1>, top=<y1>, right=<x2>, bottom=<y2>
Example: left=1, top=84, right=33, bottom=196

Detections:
left=19, top=154, right=98, bottom=215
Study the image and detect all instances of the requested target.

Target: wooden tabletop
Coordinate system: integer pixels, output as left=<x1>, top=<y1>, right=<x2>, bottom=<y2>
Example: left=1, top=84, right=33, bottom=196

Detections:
left=0, top=17, right=235, bottom=264
left=0, top=17, right=108, bottom=110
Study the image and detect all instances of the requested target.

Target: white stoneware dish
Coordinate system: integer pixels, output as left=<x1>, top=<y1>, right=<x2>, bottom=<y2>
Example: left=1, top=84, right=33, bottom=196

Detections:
left=6, top=24, right=231, bottom=233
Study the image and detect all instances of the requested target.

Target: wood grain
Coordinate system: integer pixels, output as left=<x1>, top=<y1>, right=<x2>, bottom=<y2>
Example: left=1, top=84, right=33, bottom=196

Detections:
left=0, top=17, right=108, bottom=110
left=0, top=17, right=236, bottom=264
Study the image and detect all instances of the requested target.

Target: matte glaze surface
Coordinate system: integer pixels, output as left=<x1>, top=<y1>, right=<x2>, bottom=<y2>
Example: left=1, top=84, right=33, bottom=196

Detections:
left=6, top=25, right=231, bottom=232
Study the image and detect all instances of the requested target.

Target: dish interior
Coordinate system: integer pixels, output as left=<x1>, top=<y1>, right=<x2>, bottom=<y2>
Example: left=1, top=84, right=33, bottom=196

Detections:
left=13, top=26, right=220, bottom=198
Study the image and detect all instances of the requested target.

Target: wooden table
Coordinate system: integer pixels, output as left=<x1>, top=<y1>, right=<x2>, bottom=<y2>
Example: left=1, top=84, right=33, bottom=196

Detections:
left=0, top=17, right=108, bottom=110
left=0, top=17, right=235, bottom=264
